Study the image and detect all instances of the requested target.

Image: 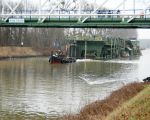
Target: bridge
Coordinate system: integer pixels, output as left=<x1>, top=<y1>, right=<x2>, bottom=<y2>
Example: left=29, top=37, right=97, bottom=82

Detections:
left=1, top=0, right=150, bottom=28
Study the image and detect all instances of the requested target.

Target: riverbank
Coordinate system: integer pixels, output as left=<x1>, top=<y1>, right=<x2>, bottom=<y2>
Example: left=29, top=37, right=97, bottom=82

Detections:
left=61, top=82, right=149, bottom=120
left=105, top=83, right=150, bottom=120
left=0, top=47, right=51, bottom=60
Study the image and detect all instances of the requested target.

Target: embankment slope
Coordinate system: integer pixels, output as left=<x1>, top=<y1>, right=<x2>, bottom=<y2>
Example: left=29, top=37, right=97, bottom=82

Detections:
left=62, top=82, right=149, bottom=120
left=0, top=47, right=51, bottom=58
left=105, top=83, right=150, bottom=120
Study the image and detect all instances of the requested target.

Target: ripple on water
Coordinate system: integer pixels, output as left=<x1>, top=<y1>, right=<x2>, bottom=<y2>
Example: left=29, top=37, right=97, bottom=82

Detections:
left=0, top=51, right=149, bottom=119
left=0, top=111, right=60, bottom=120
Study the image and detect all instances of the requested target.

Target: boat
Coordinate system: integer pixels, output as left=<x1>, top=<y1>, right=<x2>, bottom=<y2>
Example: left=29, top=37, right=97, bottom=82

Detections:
left=49, top=50, right=76, bottom=64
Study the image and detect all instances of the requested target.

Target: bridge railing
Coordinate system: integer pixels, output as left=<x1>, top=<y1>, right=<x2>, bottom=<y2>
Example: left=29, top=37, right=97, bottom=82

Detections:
left=1, top=9, right=150, bottom=22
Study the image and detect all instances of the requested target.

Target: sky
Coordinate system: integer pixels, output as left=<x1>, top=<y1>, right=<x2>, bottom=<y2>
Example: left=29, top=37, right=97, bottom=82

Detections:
left=3, top=0, right=150, bottom=39
left=137, top=29, right=150, bottom=39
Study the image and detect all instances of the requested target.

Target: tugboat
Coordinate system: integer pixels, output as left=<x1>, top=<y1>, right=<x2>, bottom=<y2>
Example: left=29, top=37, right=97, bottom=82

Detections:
left=49, top=50, right=76, bottom=64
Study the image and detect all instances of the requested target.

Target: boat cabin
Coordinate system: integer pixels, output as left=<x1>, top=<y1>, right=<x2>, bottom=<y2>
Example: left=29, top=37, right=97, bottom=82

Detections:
left=69, top=40, right=105, bottom=59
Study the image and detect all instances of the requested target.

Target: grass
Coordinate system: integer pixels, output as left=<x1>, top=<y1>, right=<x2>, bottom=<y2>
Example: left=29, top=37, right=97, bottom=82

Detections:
left=105, top=83, right=150, bottom=120
left=0, top=46, right=53, bottom=58
left=61, top=82, right=149, bottom=120
left=0, top=47, right=40, bottom=57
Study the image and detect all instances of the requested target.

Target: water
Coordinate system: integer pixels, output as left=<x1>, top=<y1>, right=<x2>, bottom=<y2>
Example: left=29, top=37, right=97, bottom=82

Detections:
left=0, top=49, right=150, bottom=119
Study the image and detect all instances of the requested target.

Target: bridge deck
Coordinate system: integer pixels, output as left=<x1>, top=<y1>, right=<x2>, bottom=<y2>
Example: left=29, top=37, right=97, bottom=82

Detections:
left=0, top=18, right=150, bottom=28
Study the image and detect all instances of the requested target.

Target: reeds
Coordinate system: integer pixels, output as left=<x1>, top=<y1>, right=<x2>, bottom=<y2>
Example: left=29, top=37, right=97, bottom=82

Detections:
left=61, top=82, right=145, bottom=120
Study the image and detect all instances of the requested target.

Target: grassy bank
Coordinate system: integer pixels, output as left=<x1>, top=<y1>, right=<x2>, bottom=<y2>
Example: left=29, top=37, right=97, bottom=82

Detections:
left=61, top=82, right=149, bottom=120
left=105, top=83, right=150, bottom=120
left=0, top=47, right=51, bottom=59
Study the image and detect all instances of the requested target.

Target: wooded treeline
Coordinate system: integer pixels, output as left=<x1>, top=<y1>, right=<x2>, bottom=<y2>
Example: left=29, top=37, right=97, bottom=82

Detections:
left=0, top=0, right=137, bottom=50
left=0, top=27, right=65, bottom=49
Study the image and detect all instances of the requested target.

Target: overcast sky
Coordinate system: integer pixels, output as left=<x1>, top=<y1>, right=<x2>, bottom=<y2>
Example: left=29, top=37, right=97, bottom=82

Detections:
left=137, top=29, right=150, bottom=39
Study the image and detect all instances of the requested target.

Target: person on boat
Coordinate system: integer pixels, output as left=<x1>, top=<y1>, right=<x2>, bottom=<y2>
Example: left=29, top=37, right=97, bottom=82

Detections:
left=49, top=51, right=54, bottom=62
left=21, top=41, right=24, bottom=47
left=140, top=11, right=144, bottom=18
left=49, top=56, right=51, bottom=62
left=117, top=9, right=120, bottom=18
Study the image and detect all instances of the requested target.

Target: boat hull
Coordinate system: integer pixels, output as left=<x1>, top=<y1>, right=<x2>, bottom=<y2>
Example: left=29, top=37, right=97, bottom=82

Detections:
left=49, top=56, right=76, bottom=64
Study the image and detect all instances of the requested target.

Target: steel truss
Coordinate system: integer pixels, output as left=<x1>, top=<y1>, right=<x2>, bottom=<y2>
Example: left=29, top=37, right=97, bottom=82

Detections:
left=1, top=0, right=150, bottom=28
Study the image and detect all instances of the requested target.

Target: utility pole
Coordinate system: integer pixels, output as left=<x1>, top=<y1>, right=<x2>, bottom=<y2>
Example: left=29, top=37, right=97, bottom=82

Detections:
left=84, top=40, right=87, bottom=59
left=39, top=0, right=41, bottom=18
left=25, top=0, right=27, bottom=17
left=111, top=38, right=112, bottom=59
left=79, top=0, right=81, bottom=22
left=133, top=0, right=135, bottom=15
left=2, top=0, right=4, bottom=15
left=122, top=0, right=125, bottom=22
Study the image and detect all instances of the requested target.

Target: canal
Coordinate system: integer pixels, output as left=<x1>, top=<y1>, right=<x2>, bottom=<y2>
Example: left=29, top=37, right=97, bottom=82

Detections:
left=0, top=49, right=150, bottom=119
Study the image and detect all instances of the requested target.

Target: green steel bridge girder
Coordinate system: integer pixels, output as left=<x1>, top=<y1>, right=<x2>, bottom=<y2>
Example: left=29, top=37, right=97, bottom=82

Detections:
left=0, top=18, right=150, bottom=28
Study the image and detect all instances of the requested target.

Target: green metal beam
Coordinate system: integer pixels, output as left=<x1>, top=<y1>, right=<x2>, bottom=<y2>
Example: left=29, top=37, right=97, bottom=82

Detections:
left=1, top=18, right=150, bottom=28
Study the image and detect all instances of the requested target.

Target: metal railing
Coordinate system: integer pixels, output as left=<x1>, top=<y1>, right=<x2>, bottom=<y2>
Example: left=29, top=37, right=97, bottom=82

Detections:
left=1, top=9, right=150, bottom=22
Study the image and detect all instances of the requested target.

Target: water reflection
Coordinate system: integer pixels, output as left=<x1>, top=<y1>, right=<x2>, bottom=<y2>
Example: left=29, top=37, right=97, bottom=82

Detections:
left=0, top=49, right=149, bottom=119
